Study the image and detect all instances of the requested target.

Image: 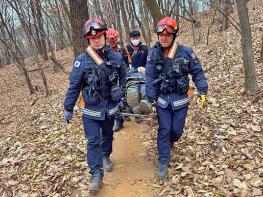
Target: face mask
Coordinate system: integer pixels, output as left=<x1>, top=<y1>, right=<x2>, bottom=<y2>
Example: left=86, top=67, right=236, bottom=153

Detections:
left=131, top=39, right=140, bottom=46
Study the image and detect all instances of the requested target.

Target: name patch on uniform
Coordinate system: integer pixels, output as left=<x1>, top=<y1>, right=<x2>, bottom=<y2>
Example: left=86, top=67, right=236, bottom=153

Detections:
left=74, top=61, right=81, bottom=68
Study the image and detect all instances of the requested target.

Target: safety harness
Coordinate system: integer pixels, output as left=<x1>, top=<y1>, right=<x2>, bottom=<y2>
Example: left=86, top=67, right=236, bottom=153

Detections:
left=78, top=46, right=119, bottom=116
left=157, top=41, right=194, bottom=107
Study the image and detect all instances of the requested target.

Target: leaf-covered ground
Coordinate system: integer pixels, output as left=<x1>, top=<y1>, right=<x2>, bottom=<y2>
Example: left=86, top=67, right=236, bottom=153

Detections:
left=143, top=1, right=263, bottom=196
left=0, top=0, right=263, bottom=196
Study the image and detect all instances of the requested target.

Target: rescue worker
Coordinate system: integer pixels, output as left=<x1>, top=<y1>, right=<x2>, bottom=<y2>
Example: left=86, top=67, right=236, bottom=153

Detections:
left=63, top=18, right=126, bottom=192
left=106, top=28, right=129, bottom=132
left=106, top=28, right=129, bottom=67
left=126, top=30, right=149, bottom=123
left=145, top=17, right=208, bottom=180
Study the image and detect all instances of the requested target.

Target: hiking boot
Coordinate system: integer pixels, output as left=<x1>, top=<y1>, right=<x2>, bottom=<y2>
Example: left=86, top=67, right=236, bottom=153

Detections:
left=88, top=176, right=103, bottom=193
left=113, top=121, right=123, bottom=132
left=103, top=156, right=113, bottom=172
left=139, top=100, right=153, bottom=114
left=157, top=161, right=168, bottom=181
left=135, top=117, right=142, bottom=123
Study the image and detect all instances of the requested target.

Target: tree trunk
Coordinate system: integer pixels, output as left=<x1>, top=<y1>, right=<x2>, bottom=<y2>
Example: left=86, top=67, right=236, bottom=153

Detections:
left=127, top=1, right=136, bottom=29
left=258, top=33, right=263, bottom=63
left=35, top=0, right=48, bottom=60
left=55, top=0, right=66, bottom=50
left=143, top=3, right=152, bottom=47
left=112, top=0, right=124, bottom=44
left=188, top=0, right=194, bottom=15
left=31, top=44, right=49, bottom=96
left=120, top=0, right=131, bottom=43
left=130, top=0, right=143, bottom=32
left=69, top=0, right=89, bottom=57
left=236, top=0, right=257, bottom=93
left=0, top=28, right=11, bottom=66
left=176, top=0, right=180, bottom=29
left=0, top=10, right=35, bottom=94
left=221, top=0, right=233, bottom=31
left=144, top=0, right=162, bottom=26
left=182, top=0, right=186, bottom=16
left=138, top=0, right=151, bottom=47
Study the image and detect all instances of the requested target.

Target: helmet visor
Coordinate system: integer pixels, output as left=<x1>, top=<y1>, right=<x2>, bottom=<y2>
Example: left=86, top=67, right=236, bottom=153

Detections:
left=84, top=22, right=105, bottom=35
left=156, top=25, right=176, bottom=34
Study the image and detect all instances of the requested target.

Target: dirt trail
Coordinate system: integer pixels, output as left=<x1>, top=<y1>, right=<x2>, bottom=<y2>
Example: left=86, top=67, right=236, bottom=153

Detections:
left=96, top=121, right=155, bottom=197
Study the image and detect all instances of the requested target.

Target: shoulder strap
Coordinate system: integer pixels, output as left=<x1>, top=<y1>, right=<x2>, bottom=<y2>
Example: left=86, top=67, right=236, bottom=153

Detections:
left=167, top=41, right=178, bottom=59
left=124, top=46, right=131, bottom=63
left=86, top=45, right=104, bottom=65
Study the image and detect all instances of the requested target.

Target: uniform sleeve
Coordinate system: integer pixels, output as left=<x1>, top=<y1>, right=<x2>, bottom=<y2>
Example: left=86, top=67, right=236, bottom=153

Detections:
left=64, top=56, right=85, bottom=112
left=145, top=48, right=157, bottom=100
left=116, top=53, right=127, bottom=94
left=186, top=47, right=208, bottom=94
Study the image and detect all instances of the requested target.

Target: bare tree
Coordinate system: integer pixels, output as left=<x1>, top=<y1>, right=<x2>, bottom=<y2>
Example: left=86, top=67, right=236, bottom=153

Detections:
left=120, top=0, right=130, bottom=43
left=138, top=0, right=151, bottom=47
left=259, top=33, right=263, bottom=63
left=126, top=1, right=136, bottom=30
left=144, top=0, right=162, bottom=26
left=175, top=0, right=180, bottom=29
left=236, top=0, right=257, bottom=93
left=0, top=9, right=35, bottom=94
left=34, top=0, right=48, bottom=60
left=69, top=0, right=89, bottom=57
left=112, top=0, right=124, bottom=44
left=221, top=0, right=233, bottom=31
left=188, top=0, right=194, bottom=15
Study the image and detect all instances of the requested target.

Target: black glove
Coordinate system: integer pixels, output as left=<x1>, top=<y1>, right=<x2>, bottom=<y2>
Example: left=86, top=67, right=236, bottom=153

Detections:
left=110, top=86, right=123, bottom=102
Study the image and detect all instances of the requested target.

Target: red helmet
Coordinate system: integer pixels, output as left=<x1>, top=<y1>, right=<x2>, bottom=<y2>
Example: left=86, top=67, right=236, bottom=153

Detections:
left=83, top=18, right=107, bottom=39
left=106, top=28, right=119, bottom=42
left=155, top=17, right=178, bottom=35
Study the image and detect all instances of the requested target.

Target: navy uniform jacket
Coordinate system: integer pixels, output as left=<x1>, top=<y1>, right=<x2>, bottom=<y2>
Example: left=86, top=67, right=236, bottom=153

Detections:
left=126, top=43, right=148, bottom=70
left=64, top=47, right=126, bottom=120
left=145, top=42, right=208, bottom=110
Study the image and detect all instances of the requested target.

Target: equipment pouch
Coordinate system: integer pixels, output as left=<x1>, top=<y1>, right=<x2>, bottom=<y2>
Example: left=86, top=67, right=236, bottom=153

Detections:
left=177, top=76, right=189, bottom=94
left=83, top=72, right=101, bottom=105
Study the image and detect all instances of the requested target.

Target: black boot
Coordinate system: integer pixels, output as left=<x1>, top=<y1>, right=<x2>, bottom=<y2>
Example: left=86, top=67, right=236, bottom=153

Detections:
left=157, top=161, right=168, bottom=180
left=88, top=176, right=103, bottom=193
left=103, top=156, right=113, bottom=172
left=113, top=121, right=123, bottom=132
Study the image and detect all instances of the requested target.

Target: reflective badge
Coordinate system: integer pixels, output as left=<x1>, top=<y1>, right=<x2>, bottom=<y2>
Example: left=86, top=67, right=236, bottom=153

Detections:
left=74, top=61, right=81, bottom=68
left=91, top=29, right=96, bottom=36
